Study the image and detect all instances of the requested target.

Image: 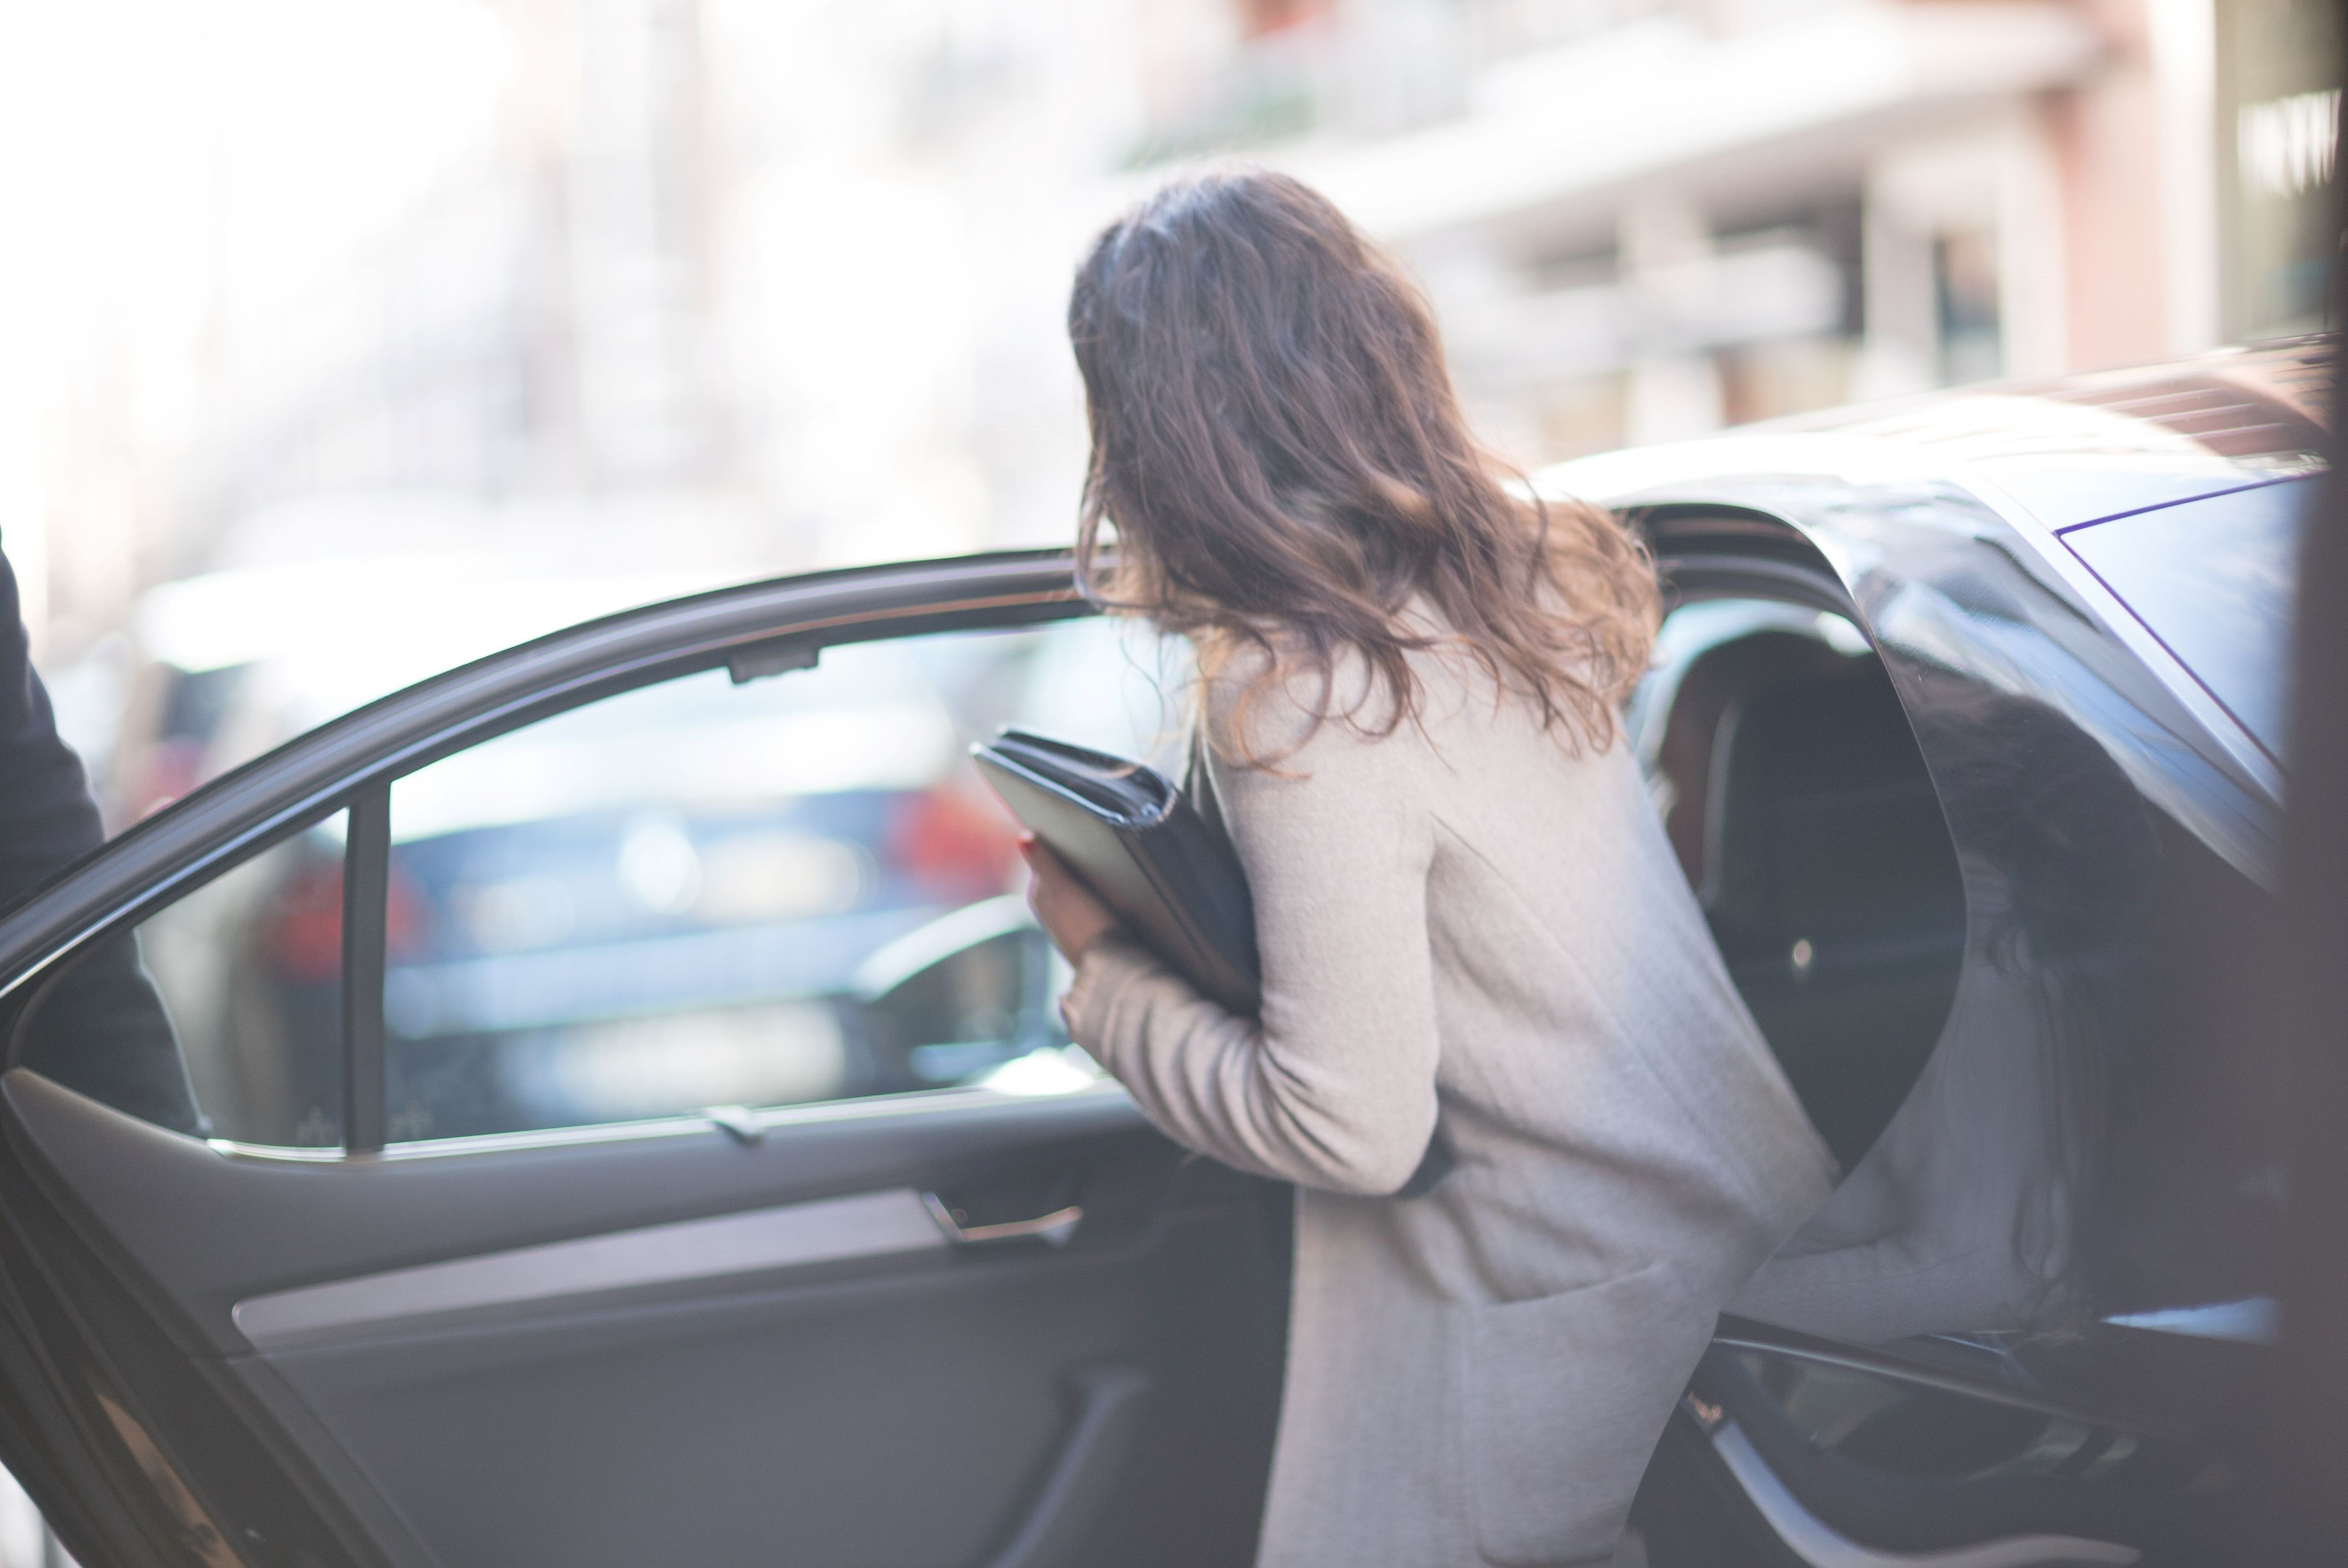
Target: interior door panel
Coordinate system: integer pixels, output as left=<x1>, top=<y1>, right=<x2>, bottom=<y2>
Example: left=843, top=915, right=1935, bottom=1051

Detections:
left=4, top=1070, right=1288, bottom=1567
left=230, top=1188, right=952, bottom=1350
left=252, top=1223, right=1200, bottom=1568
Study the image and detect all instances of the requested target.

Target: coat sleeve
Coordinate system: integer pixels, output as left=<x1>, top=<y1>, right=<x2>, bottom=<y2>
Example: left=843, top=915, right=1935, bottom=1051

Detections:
left=1061, top=678, right=1441, bottom=1197
left=0, top=544, right=107, bottom=907
left=0, top=543, right=202, bottom=1133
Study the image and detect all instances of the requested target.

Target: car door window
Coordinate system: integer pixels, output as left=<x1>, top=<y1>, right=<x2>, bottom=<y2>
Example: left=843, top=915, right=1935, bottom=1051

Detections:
left=14, top=812, right=348, bottom=1146
left=380, top=618, right=1183, bottom=1143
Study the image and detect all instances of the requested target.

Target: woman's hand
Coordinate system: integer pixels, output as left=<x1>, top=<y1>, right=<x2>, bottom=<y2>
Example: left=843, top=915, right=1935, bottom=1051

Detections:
left=1020, top=837, right=1120, bottom=963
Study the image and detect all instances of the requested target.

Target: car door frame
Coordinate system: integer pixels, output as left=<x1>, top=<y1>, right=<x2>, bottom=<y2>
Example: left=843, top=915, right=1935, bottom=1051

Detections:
left=0, top=550, right=1119, bottom=1568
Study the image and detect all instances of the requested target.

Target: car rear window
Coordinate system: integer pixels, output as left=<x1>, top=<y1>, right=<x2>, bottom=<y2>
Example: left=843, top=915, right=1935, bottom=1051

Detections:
left=2060, top=476, right=2316, bottom=759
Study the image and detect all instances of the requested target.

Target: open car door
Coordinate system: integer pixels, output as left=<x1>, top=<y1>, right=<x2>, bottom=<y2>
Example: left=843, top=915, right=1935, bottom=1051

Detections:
left=0, top=553, right=1289, bottom=1568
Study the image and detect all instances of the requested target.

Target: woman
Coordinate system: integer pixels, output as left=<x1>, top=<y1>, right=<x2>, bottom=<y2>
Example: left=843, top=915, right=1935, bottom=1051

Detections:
left=1023, top=169, right=1833, bottom=1568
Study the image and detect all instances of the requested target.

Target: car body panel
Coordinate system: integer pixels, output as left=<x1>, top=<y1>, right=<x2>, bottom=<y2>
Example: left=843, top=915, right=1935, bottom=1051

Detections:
left=1557, top=344, right=2319, bottom=1563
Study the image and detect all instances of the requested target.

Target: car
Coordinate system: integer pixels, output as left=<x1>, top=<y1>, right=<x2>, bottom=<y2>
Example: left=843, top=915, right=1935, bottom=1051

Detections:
left=0, top=338, right=2322, bottom=1568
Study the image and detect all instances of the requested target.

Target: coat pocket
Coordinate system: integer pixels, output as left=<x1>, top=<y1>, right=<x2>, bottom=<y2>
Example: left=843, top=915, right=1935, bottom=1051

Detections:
left=1459, top=1261, right=1713, bottom=1566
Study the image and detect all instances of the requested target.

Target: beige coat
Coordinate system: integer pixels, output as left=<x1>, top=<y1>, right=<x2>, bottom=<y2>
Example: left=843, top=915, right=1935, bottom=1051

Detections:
left=1061, top=646, right=1834, bottom=1568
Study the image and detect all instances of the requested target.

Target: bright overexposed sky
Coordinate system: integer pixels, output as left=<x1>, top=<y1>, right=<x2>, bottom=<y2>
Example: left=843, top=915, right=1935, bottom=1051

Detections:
left=0, top=0, right=508, bottom=422
left=0, top=0, right=513, bottom=657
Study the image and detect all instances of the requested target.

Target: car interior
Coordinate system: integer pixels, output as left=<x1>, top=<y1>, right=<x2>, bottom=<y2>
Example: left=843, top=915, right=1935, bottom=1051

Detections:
left=1631, top=599, right=1966, bottom=1173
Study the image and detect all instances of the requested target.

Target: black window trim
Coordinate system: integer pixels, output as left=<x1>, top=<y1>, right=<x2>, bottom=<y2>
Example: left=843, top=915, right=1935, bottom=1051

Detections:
left=340, top=785, right=390, bottom=1156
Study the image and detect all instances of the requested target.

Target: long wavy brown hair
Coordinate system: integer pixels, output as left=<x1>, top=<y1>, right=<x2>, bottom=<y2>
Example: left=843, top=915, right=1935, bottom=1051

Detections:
left=1068, top=168, right=1659, bottom=763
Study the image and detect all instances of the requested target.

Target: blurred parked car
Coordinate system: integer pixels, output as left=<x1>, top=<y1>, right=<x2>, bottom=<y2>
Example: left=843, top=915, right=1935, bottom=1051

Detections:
left=0, top=340, right=2321, bottom=1568
left=140, top=613, right=1185, bottom=1146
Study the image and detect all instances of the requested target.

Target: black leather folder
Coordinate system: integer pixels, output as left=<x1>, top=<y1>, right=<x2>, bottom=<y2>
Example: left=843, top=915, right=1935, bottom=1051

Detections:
left=974, top=728, right=1453, bottom=1198
left=973, top=729, right=1261, bottom=1015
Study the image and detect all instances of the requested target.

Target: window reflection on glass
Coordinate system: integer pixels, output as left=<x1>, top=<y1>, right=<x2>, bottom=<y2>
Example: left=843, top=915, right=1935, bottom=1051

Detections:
left=380, top=619, right=1184, bottom=1141
left=2060, top=477, right=2311, bottom=761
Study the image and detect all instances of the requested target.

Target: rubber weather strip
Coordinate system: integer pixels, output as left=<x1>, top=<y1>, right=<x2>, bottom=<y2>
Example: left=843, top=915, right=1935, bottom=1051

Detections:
left=340, top=783, right=391, bottom=1155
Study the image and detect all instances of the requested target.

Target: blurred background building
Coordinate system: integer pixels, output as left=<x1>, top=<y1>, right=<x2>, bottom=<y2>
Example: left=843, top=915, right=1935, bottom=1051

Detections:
left=0, top=0, right=2336, bottom=828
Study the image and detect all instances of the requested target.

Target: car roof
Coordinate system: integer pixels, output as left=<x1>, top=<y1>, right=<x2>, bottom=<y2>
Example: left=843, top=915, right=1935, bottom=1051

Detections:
left=1527, top=342, right=2333, bottom=887
left=1541, top=337, right=2331, bottom=534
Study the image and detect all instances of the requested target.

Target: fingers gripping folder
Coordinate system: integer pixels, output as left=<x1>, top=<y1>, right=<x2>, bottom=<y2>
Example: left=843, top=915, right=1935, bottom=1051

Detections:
left=972, top=729, right=1451, bottom=1198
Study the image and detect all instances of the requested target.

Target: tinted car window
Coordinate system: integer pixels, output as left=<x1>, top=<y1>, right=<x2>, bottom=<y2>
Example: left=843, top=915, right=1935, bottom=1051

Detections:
left=2060, top=476, right=2314, bottom=758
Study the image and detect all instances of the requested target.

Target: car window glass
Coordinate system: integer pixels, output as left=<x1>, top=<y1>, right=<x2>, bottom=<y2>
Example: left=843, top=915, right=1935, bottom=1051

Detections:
left=382, top=617, right=1183, bottom=1142
left=13, top=814, right=348, bottom=1147
left=2060, top=475, right=2312, bottom=758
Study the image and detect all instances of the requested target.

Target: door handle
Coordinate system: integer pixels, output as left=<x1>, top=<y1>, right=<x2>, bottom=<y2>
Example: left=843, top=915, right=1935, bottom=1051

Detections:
left=923, top=1192, right=1082, bottom=1248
